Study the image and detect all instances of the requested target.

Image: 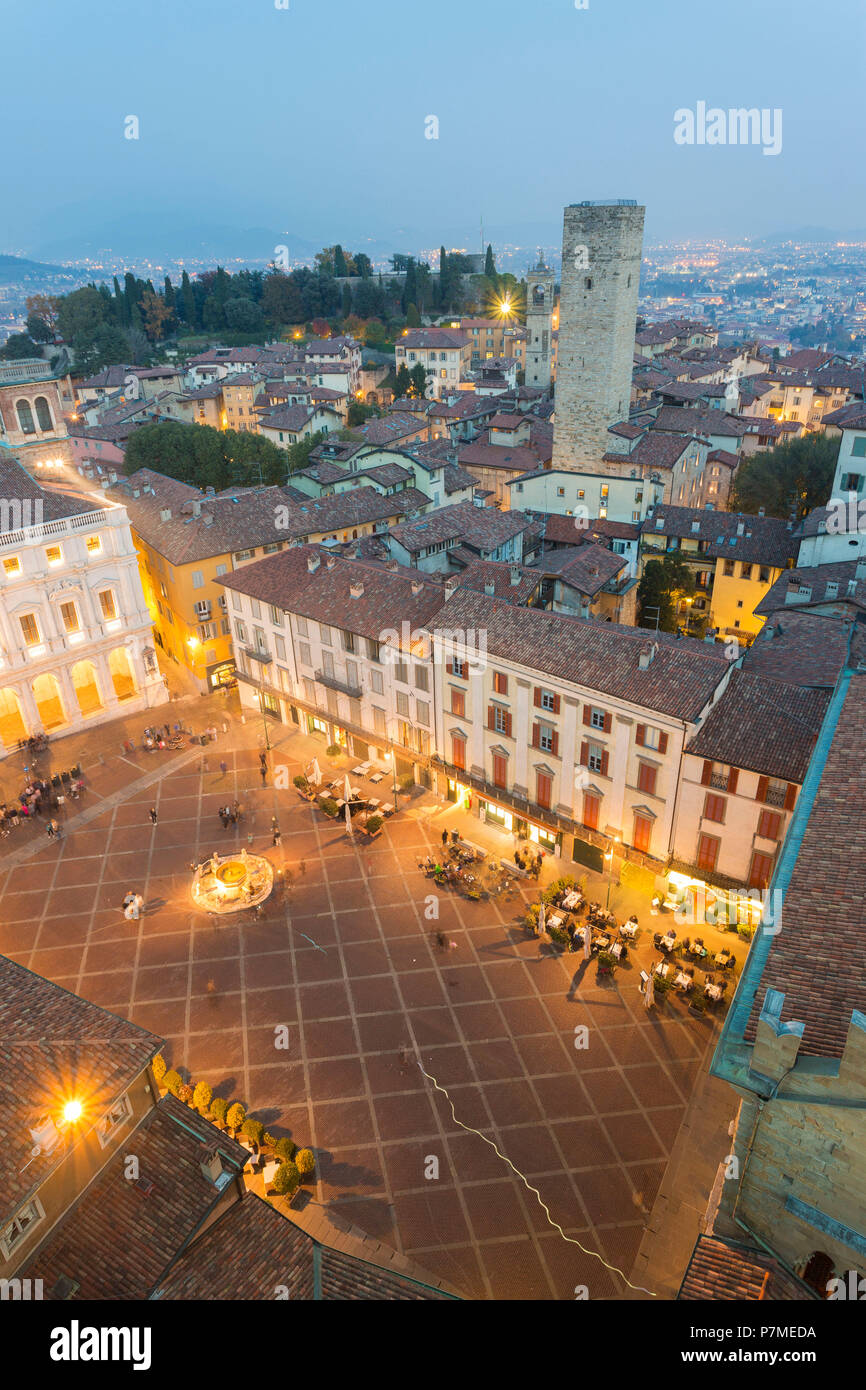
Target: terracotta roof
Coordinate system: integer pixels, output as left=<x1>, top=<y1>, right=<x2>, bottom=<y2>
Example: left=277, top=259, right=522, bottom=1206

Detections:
left=642, top=505, right=797, bottom=568
left=629, top=431, right=695, bottom=471
left=428, top=395, right=500, bottom=421
left=744, top=670, right=866, bottom=1059
left=442, top=462, right=476, bottom=493
left=686, top=669, right=830, bottom=782
left=651, top=407, right=748, bottom=439
left=0, top=458, right=91, bottom=525
left=435, top=589, right=728, bottom=719
left=678, top=1235, right=816, bottom=1301
left=217, top=546, right=446, bottom=637
left=743, top=610, right=866, bottom=688
left=150, top=1190, right=456, bottom=1300
left=399, top=329, right=468, bottom=350
left=755, top=558, right=866, bottom=616
left=388, top=501, right=530, bottom=554
left=0, top=954, right=162, bottom=1225
left=347, top=413, right=427, bottom=446
left=453, top=559, right=542, bottom=605
left=457, top=442, right=540, bottom=473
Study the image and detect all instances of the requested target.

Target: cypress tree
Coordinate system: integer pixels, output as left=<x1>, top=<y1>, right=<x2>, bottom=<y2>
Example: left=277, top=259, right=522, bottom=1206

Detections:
left=334, top=244, right=348, bottom=278
left=181, top=270, right=196, bottom=328
left=163, top=276, right=175, bottom=308
left=485, top=243, right=496, bottom=279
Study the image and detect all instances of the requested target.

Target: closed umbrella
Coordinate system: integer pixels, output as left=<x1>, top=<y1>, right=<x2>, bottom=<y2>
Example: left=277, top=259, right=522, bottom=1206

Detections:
left=345, top=798, right=353, bottom=835
left=343, top=773, right=352, bottom=804
left=310, top=758, right=322, bottom=786
left=537, top=900, right=545, bottom=938
left=644, top=974, right=655, bottom=1010
left=583, top=925, right=591, bottom=960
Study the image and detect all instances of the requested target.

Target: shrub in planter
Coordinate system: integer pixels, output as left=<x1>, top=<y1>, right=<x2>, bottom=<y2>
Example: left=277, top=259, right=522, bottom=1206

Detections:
left=226, top=1102, right=246, bottom=1134
left=193, top=1081, right=212, bottom=1115
left=325, top=744, right=342, bottom=758
left=296, top=1148, right=315, bottom=1179
left=151, top=1054, right=167, bottom=1084
left=320, top=796, right=339, bottom=818
left=652, top=976, right=671, bottom=1004
left=263, top=1131, right=277, bottom=1152
left=242, top=1117, right=265, bottom=1148
left=597, top=950, right=617, bottom=976
left=209, top=1096, right=229, bottom=1127
left=177, top=1083, right=194, bottom=1105
left=689, top=994, right=707, bottom=1015
left=365, top=814, right=383, bottom=835
left=162, top=1069, right=182, bottom=1097
left=274, top=1137, right=296, bottom=1162
left=272, top=1160, right=300, bottom=1197
left=293, top=774, right=310, bottom=794
left=548, top=925, right=570, bottom=948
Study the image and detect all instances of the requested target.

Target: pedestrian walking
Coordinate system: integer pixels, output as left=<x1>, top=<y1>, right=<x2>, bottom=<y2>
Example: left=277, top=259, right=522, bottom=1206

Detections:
left=222, top=721, right=228, bottom=734
left=219, top=760, right=228, bottom=777
left=259, top=751, right=268, bottom=768
left=149, top=807, right=158, bottom=825
left=299, top=859, right=306, bottom=876
left=47, top=818, right=60, bottom=839
left=260, top=765, right=267, bottom=785
left=272, top=821, right=282, bottom=847
left=441, top=829, right=448, bottom=847
left=219, top=808, right=230, bottom=829
left=164, top=724, right=170, bottom=739
left=203, top=757, right=210, bottom=774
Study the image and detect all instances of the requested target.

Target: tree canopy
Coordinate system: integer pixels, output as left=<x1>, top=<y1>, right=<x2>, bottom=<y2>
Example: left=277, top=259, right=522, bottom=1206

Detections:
left=638, top=554, right=696, bottom=633
left=123, top=420, right=287, bottom=491
left=730, top=432, right=838, bottom=519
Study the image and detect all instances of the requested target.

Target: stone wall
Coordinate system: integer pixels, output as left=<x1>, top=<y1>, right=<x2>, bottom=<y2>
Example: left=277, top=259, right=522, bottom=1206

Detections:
left=553, top=203, right=644, bottom=468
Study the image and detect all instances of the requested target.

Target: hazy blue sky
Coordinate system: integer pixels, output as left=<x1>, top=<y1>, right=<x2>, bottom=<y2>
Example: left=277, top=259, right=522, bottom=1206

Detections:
left=3, top=0, right=865, bottom=259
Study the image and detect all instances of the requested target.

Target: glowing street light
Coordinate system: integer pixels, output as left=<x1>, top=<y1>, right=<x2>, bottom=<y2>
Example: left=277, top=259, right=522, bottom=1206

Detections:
left=63, top=1100, right=82, bottom=1124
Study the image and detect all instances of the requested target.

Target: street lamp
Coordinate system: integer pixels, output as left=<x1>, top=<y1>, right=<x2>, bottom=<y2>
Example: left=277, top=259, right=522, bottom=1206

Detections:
left=605, top=836, right=620, bottom=910
left=388, top=748, right=398, bottom=804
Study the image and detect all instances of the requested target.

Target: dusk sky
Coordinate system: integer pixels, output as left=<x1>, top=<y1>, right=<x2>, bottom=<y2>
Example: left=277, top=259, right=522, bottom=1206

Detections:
left=4, top=0, right=865, bottom=260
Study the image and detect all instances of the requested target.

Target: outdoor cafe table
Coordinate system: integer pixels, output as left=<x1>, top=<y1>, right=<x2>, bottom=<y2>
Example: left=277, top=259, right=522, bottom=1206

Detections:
left=673, top=970, right=693, bottom=991
left=352, top=763, right=371, bottom=776
left=594, top=933, right=610, bottom=951
left=620, top=921, right=638, bottom=939
left=368, top=771, right=385, bottom=784
left=366, top=797, right=380, bottom=809
left=653, top=960, right=671, bottom=979
left=379, top=802, right=395, bottom=815
left=562, top=891, right=582, bottom=910
left=714, top=950, right=731, bottom=965
left=548, top=914, right=564, bottom=930
left=705, top=982, right=723, bottom=1001
left=611, top=940, right=626, bottom=960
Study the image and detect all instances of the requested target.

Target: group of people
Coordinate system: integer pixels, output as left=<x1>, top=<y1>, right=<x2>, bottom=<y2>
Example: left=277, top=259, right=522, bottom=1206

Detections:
left=18, top=732, right=49, bottom=756
left=515, top=847, right=544, bottom=879
left=122, top=891, right=144, bottom=920
left=0, top=773, right=85, bottom=838
left=217, top=801, right=241, bottom=829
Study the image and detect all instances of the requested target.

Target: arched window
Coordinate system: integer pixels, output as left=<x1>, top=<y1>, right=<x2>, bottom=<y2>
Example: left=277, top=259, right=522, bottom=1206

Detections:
left=34, top=396, right=53, bottom=431
left=16, top=399, right=35, bottom=434
left=532, top=285, right=545, bottom=307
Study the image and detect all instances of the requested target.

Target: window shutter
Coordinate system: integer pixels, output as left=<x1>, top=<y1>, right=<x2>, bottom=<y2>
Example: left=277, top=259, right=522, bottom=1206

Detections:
left=532, top=722, right=540, bottom=749
left=784, top=782, right=797, bottom=811
left=603, top=712, right=612, bottom=733
left=487, top=705, right=495, bottom=730
left=552, top=694, right=561, bottom=715
left=756, top=776, right=769, bottom=803
left=600, top=750, right=609, bottom=776
left=701, top=760, right=713, bottom=786
left=534, top=687, right=541, bottom=707
left=580, top=739, right=589, bottom=765
left=583, top=704, right=592, bottom=726
left=727, top=767, right=739, bottom=794
left=636, top=724, right=646, bottom=747
left=504, top=711, right=512, bottom=738
left=551, top=731, right=559, bottom=757
left=659, top=732, right=669, bottom=755
left=446, top=659, right=453, bottom=675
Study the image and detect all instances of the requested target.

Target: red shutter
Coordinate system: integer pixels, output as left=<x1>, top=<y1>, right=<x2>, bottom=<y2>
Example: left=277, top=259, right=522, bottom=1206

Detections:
left=636, top=724, right=646, bottom=746
left=633, top=814, right=652, bottom=854
left=583, top=793, right=600, bottom=831
left=784, top=783, right=797, bottom=811
left=580, top=739, right=589, bottom=765
left=534, top=687, right=542, bottom=707
left=756, top=776, right=769, bottom=803
left=552, top=694, right=561, bottom=714
left=603, top=712, right=612, bottom=733
left=600, top=750, right=609, bottom=777
left=727, top=767, right=738, bottom=794
left=504, top=711, right=512, bottom=738
left=551, top=731, right=559, bottom=757
left=446, top=659, right=453, bottom=675
left=487, top=705, right=495, bottom=730
left=701, top=760, right=713, bottom=786
left=659, top=732, right=669, bottom=755
left=583, top=704, right=592, bottom=726
left=532, top=722, right=540, bottom=748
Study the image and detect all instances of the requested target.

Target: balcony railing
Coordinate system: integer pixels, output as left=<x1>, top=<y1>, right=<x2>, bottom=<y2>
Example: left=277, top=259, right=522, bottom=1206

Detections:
left=765, top=785, right=788, bottom=809
left=315, top=669, right=362, bottom=700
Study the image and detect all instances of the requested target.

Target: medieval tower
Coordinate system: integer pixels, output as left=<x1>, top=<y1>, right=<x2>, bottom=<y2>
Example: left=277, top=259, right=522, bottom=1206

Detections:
left=552, top=200, right=645, bottom=468
left=524, top=253, right=555, bottom=391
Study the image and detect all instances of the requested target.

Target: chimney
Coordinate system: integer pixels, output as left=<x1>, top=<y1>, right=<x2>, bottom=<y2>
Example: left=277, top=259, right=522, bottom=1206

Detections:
left=160, top=508, right=172, bottom=522
left=203, top=513, right=214, bottom=527
left=307, top=553, right=320, bottom=573
left=192, top=500, right=202, bottom=517
left=326, top=555, right=336, bottom=569
left=509, top=563, right=521, bottom=586
left=350, top=581, right=364, bottom=598
left=444, top=577, right=458, bottom=600
left=200, top=1148, right=232, bottom=1188
left=856, top=559, right=866, bottom=580
left=411, top=580, right=423, bottom=595
left=736, top=521, right=745, bottom=536
left=484, top=581, right=495, bottom=596
left=638, top=640, right=659, bottom=670
left=847, top=579, right=857, bottom=597
left=758, top=506, right=765, bottom=517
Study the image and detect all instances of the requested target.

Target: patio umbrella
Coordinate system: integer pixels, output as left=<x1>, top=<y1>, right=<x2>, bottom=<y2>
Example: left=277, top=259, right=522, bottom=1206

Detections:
left=644, top=974, right=655, bottom=1010
left=583, top=925, right=591, bottom=961
left=537, top=900, right=545, bottom=938
left=310, top=758, right=322, bottom=786
left=343, top=773, right=352, bottom=804
left=345, top=798, right=353, bottom=835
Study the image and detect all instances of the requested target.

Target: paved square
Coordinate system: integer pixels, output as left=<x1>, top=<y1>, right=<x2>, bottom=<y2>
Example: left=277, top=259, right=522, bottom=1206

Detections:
left=0, top=736, right=720, bottom=1300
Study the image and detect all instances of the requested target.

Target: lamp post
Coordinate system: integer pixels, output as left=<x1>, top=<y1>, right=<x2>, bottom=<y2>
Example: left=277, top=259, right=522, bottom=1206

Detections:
left=605, top=836, right=620, bottom=910
left=388, top=748, right=398, bottom=804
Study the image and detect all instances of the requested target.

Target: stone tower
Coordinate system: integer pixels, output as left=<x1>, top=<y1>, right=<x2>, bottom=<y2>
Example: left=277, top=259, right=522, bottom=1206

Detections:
left=524, top=253, right=555, bottom=392
left=552, top=200, right=645, bottom=468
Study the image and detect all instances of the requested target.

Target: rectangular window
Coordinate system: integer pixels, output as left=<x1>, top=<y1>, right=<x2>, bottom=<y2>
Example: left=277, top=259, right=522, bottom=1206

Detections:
left=416, top=700, right=429, bottom=727
left=749, top=850, right=774, bottom=890
left=393, top=659, right=408, bottom=684
left=341, top=629, right=355, bottom=653
left=270, top=606, right=283, bottom=626
left=45, top=544, right=63, bottom=566
left=367, top=637, right=381, bottom=662
left=396, top=691, right=410, bottom=717
left=697, top=833, right=720, bottom=873
left=539, top=723, right=554, bottom=753
left=451, top=688, right=465, bottom=717
left=373, top=706, right=386, bottom=735
left=452, top=734, right=466, bottom=770
left=540, top=688, right=555, bottom=712
left=370, top=667, right=384, bottom=695
left=703, top=792, right=726, bottom=823
left=590, top=707, right=606, bottom=730
left=86, top=535, right=102, bottom=554
left=231, top=590, right=243, bottom=612
left=536, top=771, right=552, bottom=809
left=296, top=615, right=309, bottom=638
left=0, top=1198, right=45, bottom=1259
left=452, top=656, right=466, bottom=678
left=493, top=671, right=508, bottom=695
left=414, top=665, right=429, bottom=692
left=2, top=555, right=21, bottom=575
left=60, top=601, right=80, bottom=634
left=19, top=613, right=40, bottom=646
left=494, top=706, right=510, bottom=734
left=97, top=1093, right=133, bottom=1148
left=319, top=623, right=331, bottom=646
left=192, top=570, right=204, bottom=589
left=235, top=621, right=247, bottom=644
left=637, top=761, right=658, bottom=796
left=492, top=752, right=508, bottom=788
left=250, top=599, right=261, bottom=619
left=298, top=641, right=311, bottom=667
left=274, top=635, right=286, bottom=661
left=757, top=809, right=782, bottom=840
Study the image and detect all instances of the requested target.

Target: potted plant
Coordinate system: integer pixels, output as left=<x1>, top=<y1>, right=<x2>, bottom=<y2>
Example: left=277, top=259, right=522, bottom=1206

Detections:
left=271, top=1160, right=300, bottom=1200
left=151, top=1054, right=167, bottom=1086
left=688, top=993, right=707, bottom=1017
left=242, top=1117, right=265, bottom=1151
left=652, top=975, right=671, bottom=1007
left=274, top=1137, right=296, bottom=1162
left=226, top=1102, right=246, bottom=1136
left=365, top=814, right=383, bottom=837
left=293, top=774, right=311, bottom=799
left=295, top=1148, right=316, bottom=1181
left=162, top=1068, right=182, bottom=1097
left=597, top=950, right=617, bottom=978
left=177, top=1083, right=194, bottom=1105
left=319, top=796, right=339, bottom=818
left=193, top=1081, right=212, bottom=1116
left=325, top=743, right=342, bottom=759
left=209, top=1096, right=229, bottom=1129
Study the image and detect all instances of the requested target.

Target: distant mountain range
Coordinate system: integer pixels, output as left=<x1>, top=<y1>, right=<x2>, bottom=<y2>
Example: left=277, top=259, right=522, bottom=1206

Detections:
left=0, top=253, right=82, bottom=286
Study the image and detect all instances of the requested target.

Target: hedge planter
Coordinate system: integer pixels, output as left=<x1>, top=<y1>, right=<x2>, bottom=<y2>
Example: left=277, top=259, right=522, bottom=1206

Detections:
left=363, top=815, right=384, bottom=838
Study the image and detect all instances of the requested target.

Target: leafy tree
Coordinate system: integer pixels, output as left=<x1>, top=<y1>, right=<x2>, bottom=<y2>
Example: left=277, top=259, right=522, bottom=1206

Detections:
left=284, top=430, right=325, bottom=476
left=192, top=1081, right=212, bottom=1115
left=363, top=317, right=388, bottom=348
left=485, top=243, right=496, bottom=280
left=730, top=432, right=837, bottom=520
left=57, top=285, right=107, bottom=342
left=261, top=270, right=304, bottom=325
left=0, top=333, right=41, bottom=360
left=25, top=312, right=53, bottom=343
left=224, top=296, right=264, bottom=333
left=124, top=420, right=286, bottom=490
left=438, top=245, right=450, bottom=308
left=209, top=1096, right=229, bottom=1126
left=309, top=317, right=331, bottom=338
left=242, top=1117, right=265, bottom=1147
left=638, top=555, right=695, bottom=632
left=226, top=1102, right=246, bottom=1133
left=341, top=281, right=353, bottom=318
left=25, top=293, right=59, bottom=330
left=354, top=253, right=372, bottom=279
left=405, top=302, right=420, bottom=327
left=202, top=293, right=226, bottom=332
left=177, top=1083, right=194, bottom=1105
left=401, top=258, right=417, bottom=314
left=151, top=1054, right=167, bottom=1083
left=180, top=270, right=197, bottom=328
left=347, top=399, right=378, bottom=427
left=162, top=1069, right=182, bottom=1096
left=333, top=245, right=348, bottom=278
left=409, top=363, right=428, bottom=397
left=163, top=275, right=175, bottom=309
left=140, top=289, right=172, bottom=341
left=274, top=1137, right=296, bottom=1161
left=272, top=1161, right=300, bottom=1197
left=295, top=1148, right=315, bottom=1178
left=394, top=363, right=412, bottom=398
